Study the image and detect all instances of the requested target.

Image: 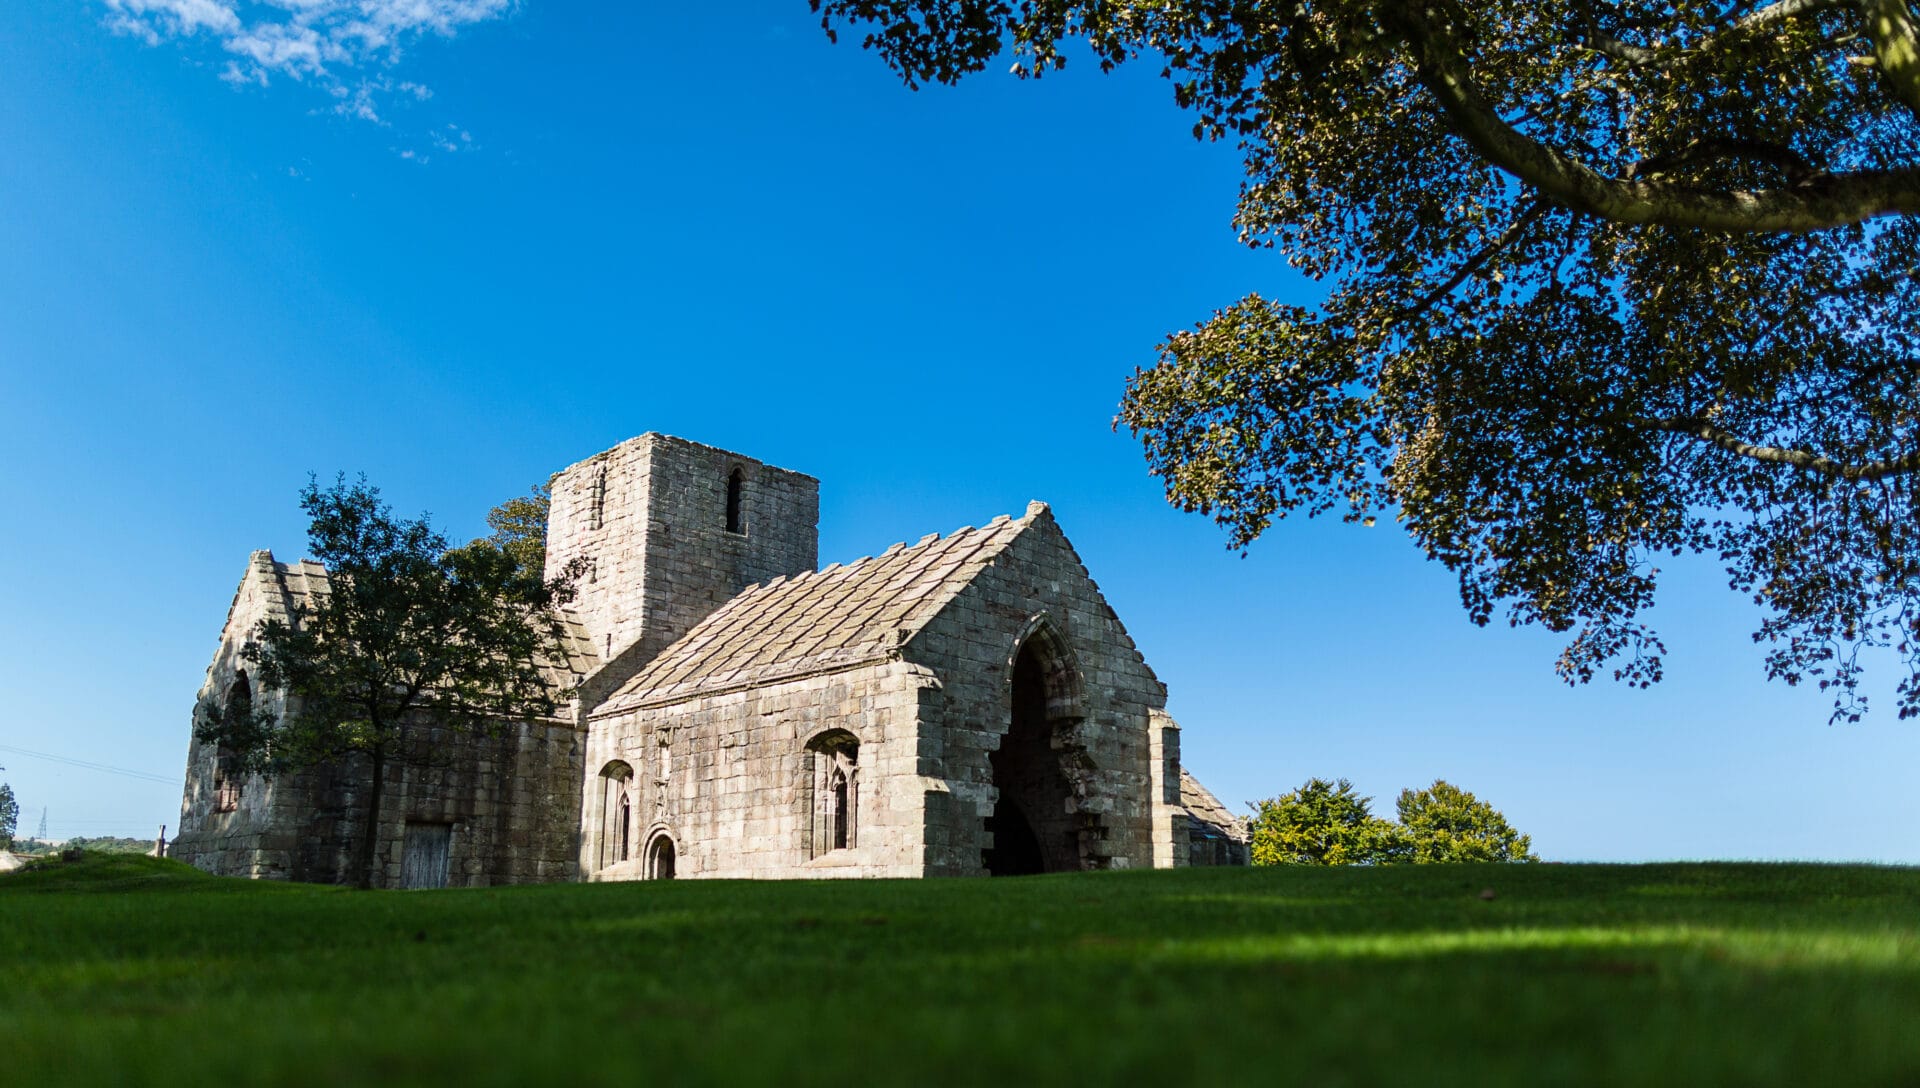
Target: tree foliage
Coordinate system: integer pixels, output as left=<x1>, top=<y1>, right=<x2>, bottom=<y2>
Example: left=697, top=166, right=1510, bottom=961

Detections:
left=479, top=483, right=552, bottom=581
left=0, top=771, right=16, bottom=851
left=62, top=836, right=155, bottom=855
left=195, top=476, right=582, bottom=888
left=1250, top=776, right=1536, bottom=864
left=1393, top=780, right=1539, bottom=863
left=813, top=0, right=1920, bottom=720
left=1248, top=777, right=1399, bottom=864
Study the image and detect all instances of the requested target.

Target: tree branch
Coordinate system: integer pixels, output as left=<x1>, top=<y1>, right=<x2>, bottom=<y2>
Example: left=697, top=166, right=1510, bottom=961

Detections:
left=1737, top=0, right=1854, bottom=31
left=1864, top=0, right=1920, bottom=117
left=1628, top=137, right=1823, bottom=183
left=1579, top=0, right=1850, bottom=70
left=1396, top=200, right=1547, bottom=321
left=1388, top=1, right=1920, bottom=230
left=1651, top=415, right=1920, bottom=479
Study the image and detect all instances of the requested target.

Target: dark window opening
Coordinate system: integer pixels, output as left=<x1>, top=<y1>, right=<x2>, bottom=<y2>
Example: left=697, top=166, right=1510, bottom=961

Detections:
left=213, top=673, right=250, bottom=814
left=725, top=468, right=745, bottom=534
left=617, top=792, right=632, bottom=862
left=829, top=769, right=850, bottom=851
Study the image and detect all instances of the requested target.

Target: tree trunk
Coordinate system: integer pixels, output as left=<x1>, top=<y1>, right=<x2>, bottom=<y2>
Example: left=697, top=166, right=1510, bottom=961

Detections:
left=354, top=743, right=386, bottom=890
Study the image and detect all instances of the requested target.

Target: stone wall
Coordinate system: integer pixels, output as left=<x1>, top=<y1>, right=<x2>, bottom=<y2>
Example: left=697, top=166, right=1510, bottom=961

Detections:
left=179, top=712, right=584, bottom=888
left=1148, top=709, right=1188, bottom=867
left=581, top=661, right=938, bottom=880
left=173, top=552, right=584, bottom=888
left=172, top=551, right=303, bottom=879
left=577, top=504, right=1180, bottom=882
left=905, top=507, right=1166, bottom=875
left=275, top=716, right=584, bottom=887
left=547, top=433, right=818, bottom=684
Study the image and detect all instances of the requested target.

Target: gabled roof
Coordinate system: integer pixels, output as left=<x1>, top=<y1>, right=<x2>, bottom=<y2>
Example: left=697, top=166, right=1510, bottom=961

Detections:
left=597, top=505, right=1047, bottom=713
left=236, top=551, right=601, bottom=688
left=1180, top=768, right=1250, bottom=843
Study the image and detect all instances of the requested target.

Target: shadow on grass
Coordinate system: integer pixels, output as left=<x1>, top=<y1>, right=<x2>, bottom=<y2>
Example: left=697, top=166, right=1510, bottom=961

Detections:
left=6, top=860, right=1920, bottom=1086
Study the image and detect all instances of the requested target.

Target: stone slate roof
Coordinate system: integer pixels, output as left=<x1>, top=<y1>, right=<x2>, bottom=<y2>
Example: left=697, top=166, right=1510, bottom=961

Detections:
left=240, top=551, right=602, bottom=688
left=599, top=506, right=1045, bottom=712
left=1180, top=768, right=1250, bottom=843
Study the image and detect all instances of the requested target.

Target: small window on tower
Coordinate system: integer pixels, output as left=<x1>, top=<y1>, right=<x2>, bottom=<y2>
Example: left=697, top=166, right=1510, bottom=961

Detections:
left=588, top=467, right=608, bottom=531
left=725, top=468, right=745, bottom=534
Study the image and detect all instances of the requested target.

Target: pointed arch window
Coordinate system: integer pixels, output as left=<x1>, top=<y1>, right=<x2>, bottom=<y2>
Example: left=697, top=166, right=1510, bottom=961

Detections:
left=598, top=761, right=635, bottom=869
left=828, top=766, right=851, bottom=851
left=212, top=673, right=250, bottom=813
left=803, top=730, right=858, bottom=858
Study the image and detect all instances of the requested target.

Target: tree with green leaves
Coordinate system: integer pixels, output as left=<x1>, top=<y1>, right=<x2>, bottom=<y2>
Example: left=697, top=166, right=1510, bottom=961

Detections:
left=196, top=476, right=583, bottom=889
left=0, top=771, right=16, bottom=851
left=813, top=0, right=1920, bottom=720
left=1248, top=776, right=1400, bottom=865
left=479, top=483, right=552, bottom=580
left=1391, top=780, right=1539, bottom=863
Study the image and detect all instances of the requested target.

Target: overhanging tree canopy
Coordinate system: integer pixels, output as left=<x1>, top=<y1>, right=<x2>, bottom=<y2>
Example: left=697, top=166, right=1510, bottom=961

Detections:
left=813, top=0, right=1920, bottom=719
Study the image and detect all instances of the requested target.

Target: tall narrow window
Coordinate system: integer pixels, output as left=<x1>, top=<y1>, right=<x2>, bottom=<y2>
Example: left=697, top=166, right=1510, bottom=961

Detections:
left=725, top=468, right=745, bottom=534
left=598, top=761, right=634, bottom=870
left=828, top=767, right=850, bottom=851
left=616, top=787, right=632, bottom=862
left=804, top=730, right=858, bottom=858
left=213, top=673, right=250, bottom=813
left=588, top=467, right=607, bottom=531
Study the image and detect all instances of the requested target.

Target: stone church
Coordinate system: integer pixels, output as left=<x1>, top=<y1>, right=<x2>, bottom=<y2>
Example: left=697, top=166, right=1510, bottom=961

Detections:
left=172, top=434, right=1248, bottom=887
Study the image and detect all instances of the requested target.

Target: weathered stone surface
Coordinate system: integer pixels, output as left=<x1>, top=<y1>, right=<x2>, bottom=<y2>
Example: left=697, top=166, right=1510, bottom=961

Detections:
left=175, top=433, right=1244, bottom=886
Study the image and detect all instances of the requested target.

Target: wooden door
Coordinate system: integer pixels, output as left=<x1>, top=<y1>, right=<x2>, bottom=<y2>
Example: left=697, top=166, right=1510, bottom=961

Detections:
left=401, top=823, right=452, bottom=889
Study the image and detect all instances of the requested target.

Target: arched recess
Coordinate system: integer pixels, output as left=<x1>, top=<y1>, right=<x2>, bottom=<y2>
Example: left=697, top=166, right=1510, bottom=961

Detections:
left=213, top=673, right=250, bottom=814
left=644, top=828, right=677, bottom=880
left=984, top=616, right=1095, bottom=876
left=1006, top=614, right=1087, bottom=723
left=801, top=728, right=860, bottom=859
left=597, top=761, right=635, bottom=870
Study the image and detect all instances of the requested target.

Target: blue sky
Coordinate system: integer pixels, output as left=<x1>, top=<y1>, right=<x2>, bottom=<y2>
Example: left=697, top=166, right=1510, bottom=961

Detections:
left=2, top=1, right=1914, bottom=860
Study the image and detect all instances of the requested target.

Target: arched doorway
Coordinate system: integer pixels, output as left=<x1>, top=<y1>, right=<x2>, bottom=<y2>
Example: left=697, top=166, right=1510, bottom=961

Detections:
left=984, top=625, right=1083, bottom=875
left=646, top=833, right=676, bottom=880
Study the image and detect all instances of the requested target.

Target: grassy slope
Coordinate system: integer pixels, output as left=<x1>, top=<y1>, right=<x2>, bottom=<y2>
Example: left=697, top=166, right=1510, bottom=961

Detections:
left=3, top=855, right=1918, bottom=1086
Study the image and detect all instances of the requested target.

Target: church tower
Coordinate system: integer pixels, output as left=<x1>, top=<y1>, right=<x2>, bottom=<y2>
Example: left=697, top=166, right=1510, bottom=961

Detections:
left=545, top=433, right=819, bottom=673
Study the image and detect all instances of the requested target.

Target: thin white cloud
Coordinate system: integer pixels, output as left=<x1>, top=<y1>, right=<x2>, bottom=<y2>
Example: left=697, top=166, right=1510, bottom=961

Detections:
left=104, top=0, right=511, bottom=129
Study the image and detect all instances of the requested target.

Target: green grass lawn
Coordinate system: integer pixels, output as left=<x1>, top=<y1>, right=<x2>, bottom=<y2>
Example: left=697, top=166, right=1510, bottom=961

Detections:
left=5, top=855, right=1918, bottom=1086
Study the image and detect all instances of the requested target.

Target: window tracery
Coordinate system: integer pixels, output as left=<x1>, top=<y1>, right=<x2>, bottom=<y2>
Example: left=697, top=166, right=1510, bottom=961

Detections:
left=598, top=760, right=634, bottom=869
left=804, top=731, right=859, bottom=858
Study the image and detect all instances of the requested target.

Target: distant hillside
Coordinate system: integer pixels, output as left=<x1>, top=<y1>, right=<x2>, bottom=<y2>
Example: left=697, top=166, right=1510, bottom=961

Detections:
left=64, top=836, right=155, bottom=855
left=10, top=836, right=153, bottom=856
